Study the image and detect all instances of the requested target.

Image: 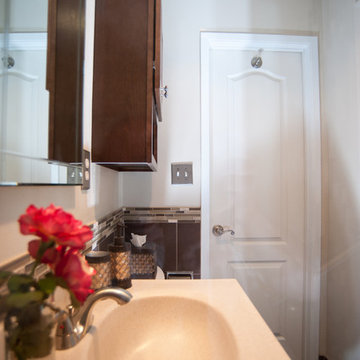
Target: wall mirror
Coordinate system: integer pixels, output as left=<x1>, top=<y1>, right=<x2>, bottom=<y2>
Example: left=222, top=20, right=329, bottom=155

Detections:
left=0, top=0, right=84, bottom=186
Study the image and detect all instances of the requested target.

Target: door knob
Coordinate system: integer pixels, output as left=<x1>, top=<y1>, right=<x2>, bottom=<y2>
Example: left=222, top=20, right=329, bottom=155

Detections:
left=212, top=225, right=235, bottom=236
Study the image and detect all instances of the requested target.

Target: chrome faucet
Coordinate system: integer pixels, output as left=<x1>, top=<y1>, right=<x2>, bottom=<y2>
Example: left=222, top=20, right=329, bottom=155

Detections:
left=55, top=287, right=132, bottom=350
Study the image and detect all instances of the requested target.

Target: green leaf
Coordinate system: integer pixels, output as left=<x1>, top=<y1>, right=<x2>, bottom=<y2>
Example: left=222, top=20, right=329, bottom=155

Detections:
left=38, top=275, right=57, bottom=296
left=0, top=271, right=13, bottom=287
left=7, top=274, right=34, bottom=293
left=7, top=291, right=44, bottom=308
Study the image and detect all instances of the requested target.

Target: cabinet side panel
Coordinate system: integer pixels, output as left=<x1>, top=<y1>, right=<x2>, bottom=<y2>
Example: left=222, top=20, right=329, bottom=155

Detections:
left=153, top=0, right=163, bottom=122
left=146, top=0, right=155, bottom=162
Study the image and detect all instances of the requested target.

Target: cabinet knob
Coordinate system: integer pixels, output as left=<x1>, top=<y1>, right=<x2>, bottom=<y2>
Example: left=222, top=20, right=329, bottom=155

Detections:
left=160, top=86, right=168, bottom=99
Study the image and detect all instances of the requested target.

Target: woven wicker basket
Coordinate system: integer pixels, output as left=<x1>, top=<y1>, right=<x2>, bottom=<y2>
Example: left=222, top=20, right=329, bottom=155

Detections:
left=130, top=242, right=157, bottom=279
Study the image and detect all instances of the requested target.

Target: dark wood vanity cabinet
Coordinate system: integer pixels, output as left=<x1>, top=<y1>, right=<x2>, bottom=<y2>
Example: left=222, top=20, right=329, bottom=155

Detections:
left=92, top=0, right=162, bottom=171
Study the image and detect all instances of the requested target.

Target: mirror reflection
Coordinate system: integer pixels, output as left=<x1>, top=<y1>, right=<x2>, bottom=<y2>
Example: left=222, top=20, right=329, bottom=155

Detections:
left=0, top=0, right=83, bottom=185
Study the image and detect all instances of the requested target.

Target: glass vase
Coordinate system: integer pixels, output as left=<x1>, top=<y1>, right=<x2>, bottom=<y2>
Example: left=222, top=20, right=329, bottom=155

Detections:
left=4, top=303, right=56, bottom=360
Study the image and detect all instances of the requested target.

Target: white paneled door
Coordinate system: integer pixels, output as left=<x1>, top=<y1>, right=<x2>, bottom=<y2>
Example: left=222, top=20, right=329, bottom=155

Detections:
left=201, top=33, right=321, bottom=360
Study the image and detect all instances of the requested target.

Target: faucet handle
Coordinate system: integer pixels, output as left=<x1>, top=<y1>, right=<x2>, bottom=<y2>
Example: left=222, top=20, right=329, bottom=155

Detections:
left=67, top=304, right=79, bottom=324
left=67, top=304, right=74, bottom=318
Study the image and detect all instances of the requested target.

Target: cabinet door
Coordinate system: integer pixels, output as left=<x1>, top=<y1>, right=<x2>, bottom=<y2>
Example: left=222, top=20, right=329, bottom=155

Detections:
left=92, top=0, right=158, bottom=171
left=47, top=0, right=85, bottom=164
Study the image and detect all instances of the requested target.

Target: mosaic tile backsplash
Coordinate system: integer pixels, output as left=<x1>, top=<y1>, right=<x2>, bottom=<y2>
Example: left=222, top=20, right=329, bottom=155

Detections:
left=123, top=207, right=201, bottom=223
left=89, top=208, right=124, bottom=251
left=0, top=207, right=201, bottom=281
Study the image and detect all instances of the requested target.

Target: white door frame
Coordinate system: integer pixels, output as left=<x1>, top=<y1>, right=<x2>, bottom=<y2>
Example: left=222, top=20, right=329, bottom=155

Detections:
left=200, top=32, right=321, bottom=360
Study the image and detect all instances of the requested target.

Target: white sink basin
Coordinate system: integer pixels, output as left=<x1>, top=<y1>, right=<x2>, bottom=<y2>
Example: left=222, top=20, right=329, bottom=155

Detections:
left=87, top=295, right=238, bottom=360
left=56, top=279, right=290, bottom=360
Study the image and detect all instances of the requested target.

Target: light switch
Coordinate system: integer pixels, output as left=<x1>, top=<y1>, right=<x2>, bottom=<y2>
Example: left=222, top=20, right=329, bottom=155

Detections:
left=171, top=163, right=193, bottom=184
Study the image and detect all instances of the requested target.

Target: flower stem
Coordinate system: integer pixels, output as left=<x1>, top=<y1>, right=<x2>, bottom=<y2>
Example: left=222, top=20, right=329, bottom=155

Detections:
left=29, top=260, right=39, bottom=277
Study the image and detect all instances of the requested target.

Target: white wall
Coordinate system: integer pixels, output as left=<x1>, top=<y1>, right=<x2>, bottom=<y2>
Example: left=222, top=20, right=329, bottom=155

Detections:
left=0, top=0, right=122, bottom=266
left=10, top=0, right=47, bottom=32
left=122, top=0, right=321, bottom=207
left=321, top=0, right=360, bottom=358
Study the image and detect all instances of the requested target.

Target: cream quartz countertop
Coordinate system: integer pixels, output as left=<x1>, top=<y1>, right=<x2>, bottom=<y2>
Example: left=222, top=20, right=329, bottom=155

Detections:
left=56, top=279, right=290, bottom=360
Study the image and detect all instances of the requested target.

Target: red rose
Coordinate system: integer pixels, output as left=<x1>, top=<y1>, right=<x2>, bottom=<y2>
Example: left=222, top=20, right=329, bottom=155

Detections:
left=19, top=204, right=93, bottom=249
left=54, top=249, right=95, bottom=303
left=28, top=239, right=60, bottom=264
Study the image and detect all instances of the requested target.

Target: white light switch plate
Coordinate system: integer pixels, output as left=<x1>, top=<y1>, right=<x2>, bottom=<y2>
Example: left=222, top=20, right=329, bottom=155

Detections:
left=171, top=162, right=193, bottom=184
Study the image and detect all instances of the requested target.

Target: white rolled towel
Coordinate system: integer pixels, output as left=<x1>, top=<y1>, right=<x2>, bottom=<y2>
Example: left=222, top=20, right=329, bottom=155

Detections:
left=130, top=233, right=147, bottom=247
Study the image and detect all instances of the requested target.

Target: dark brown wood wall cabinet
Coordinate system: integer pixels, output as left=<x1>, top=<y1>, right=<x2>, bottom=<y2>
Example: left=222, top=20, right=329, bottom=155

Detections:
left=92, top=0, right=162, bottom=171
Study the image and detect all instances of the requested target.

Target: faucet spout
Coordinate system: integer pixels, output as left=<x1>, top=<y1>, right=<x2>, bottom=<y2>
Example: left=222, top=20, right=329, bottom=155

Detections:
left=56, top=287, right=132, bottom=350
left=77, top=287, right=132, bottom=336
